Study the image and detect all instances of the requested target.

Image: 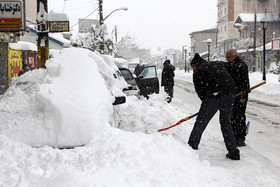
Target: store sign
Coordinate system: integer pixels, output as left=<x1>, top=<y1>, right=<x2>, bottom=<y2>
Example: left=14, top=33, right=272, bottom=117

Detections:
left=272, top=38, right=280, bottom=51
left=8, top=48, right=22, bottom=86
left=78, top=19, right=98, bottom=33
left=49, top=21, right=69, bottom=32
left=0, top=0, right=26, bottom=31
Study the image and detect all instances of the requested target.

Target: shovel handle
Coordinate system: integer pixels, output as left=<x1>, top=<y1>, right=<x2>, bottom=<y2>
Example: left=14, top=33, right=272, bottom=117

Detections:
left=157, top=81, right=266, bottom=132
left=235, top=81, right=266, bottom=97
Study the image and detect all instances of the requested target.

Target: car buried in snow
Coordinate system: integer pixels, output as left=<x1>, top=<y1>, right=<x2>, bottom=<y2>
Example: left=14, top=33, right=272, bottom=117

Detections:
left=0, top=48, right=127, bottom=148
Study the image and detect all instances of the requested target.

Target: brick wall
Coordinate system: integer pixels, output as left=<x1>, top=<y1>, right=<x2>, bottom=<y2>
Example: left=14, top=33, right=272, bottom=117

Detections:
left=0, top=43, right=8, bottom=94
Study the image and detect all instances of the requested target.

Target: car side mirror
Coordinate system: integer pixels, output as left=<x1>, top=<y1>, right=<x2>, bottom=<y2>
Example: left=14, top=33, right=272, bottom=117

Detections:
left=137, top=75, right=144, bottom=80
left=113, top=96, right=126, bottom=105
left=123, top=85, right=133, bottom=91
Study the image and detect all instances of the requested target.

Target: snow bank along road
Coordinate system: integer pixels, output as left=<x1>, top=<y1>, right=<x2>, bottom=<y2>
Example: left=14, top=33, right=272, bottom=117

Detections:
left=173, top=78, right=280, bottom=186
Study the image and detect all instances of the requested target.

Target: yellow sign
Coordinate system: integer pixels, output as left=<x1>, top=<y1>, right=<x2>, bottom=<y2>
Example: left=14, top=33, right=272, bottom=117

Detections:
left=0, top=22, right=21, bottom=28
left=38, top=46, right=49, bottom=69
left=8, top=48, right=22, bottom=86
left=49, top=21, right=69, bottom=32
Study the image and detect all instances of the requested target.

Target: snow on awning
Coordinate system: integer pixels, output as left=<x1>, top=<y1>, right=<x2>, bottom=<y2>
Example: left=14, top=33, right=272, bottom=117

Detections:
left=9, top=41, right=37, bottom=51
left=234, top=13, right=280, bottom=26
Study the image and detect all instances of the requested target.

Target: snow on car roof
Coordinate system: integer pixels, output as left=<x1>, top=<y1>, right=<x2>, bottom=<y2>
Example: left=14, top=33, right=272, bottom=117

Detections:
left=0, top=48, right=121, bottom=148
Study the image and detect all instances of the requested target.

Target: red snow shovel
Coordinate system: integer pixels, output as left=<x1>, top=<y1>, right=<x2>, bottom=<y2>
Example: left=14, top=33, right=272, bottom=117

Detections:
left=157, top=81, right=266, bottom=132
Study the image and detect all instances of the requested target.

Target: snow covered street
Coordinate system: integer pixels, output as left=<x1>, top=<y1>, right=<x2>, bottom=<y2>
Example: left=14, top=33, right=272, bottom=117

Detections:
left=171, top=73, right=280, bottom=186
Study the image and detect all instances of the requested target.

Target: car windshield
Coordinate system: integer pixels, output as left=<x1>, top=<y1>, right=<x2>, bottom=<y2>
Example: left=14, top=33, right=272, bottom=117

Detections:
left=120, top=69, right=133, bottom=80
left=139, top=67, right=157, bottom=79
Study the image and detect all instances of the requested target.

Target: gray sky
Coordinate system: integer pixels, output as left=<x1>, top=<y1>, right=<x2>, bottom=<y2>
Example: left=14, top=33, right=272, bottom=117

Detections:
left=49, top=0, right=217, bottom=54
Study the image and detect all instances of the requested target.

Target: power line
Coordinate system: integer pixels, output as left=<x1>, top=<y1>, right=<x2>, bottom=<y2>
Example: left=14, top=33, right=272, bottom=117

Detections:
left=65, top=2, right=98, bottom=12
left=70, top=7, right=99, bottom=28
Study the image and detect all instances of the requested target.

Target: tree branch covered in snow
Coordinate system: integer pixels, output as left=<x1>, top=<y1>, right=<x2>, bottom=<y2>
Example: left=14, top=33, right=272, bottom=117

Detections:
left=115, top=34, right=152, bottom=63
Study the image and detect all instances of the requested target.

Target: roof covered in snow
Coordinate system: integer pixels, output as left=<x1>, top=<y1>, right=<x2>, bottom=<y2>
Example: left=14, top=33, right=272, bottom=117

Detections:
left=234, top=13, right=280, bottom=25
left=9, top=41, right=37, bottom=51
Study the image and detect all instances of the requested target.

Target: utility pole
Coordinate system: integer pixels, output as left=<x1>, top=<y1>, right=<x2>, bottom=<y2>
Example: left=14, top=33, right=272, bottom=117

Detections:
left=98, top=0, right=104, bottom=53
left=253, top=11, right=256, bottom=72
left=184, top=49, right=187, bottom=72
left=114, top=25, right=118, bottom=43
left=37, top=0, right=49, bottom=69
left=99, top=0, right=103, bottom=25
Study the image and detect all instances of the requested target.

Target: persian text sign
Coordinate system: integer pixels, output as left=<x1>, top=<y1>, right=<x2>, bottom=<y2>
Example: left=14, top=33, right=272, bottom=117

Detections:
left=49, top=21, right=69, bottom=32
left=8, top=48, right=22, bottom=86
left=0, top=0, right=26, bottom=31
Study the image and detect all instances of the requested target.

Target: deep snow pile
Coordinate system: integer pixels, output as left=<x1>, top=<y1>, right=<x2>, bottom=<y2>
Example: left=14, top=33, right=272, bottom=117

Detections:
left=0, top=48, right=125, bottom=148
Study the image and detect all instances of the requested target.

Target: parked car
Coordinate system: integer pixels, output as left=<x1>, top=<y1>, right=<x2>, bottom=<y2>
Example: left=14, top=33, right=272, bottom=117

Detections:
left=0, top=48, right=126, bottom=148
left=119, top=67, right=139, bottom=95
left=135, top=65, right=159, bottom=97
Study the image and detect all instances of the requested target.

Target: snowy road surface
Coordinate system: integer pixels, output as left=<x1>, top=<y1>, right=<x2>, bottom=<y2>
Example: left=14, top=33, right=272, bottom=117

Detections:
left=172, top=77, right=280, bottom=186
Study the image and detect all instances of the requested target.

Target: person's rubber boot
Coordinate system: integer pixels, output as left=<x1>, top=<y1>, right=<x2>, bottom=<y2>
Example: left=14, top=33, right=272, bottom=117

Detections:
left=226, top=149, right=240, bottom=160
left=188, top=143, right=198, bottom=150
left=236, top=137, right=246, bottom=147
left=165, top=97, right=172, bottom=103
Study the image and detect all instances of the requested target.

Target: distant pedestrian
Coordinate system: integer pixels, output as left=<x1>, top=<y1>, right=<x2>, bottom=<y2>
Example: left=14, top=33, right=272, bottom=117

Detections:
left=226, top=49, right=250, bottom=147
left=188, top=53, right=240, bottom=160
left=19, top=63, right=29, bottom=76
left=161, top=60, right=175, bottom=103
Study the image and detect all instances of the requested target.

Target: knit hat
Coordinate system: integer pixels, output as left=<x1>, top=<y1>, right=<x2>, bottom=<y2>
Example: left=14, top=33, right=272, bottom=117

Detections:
left=191, top=53, right=202, bottom=65
left=163, top=60, right=170, bottom=65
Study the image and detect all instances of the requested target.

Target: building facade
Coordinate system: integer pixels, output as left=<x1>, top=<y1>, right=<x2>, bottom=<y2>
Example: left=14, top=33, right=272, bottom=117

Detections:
left=189, top=28, right=218, bottom=57
left=217, top=0, right=280, bottom=52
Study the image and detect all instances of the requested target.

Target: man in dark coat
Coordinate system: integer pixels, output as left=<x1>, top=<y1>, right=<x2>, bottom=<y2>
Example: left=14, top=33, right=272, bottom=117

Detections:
left=226, top=49, right=250, bottom=147
left=188, top=53, right=240, bottom=160
left=161, top=60, right=175, bottom=103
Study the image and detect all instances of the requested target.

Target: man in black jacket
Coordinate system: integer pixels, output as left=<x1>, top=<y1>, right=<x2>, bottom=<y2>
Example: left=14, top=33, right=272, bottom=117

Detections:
left=188, top=53, right=240, bottom=160
left=226, top=49, right=250, bottom=147
left=161, top=60, right=175, bottom=103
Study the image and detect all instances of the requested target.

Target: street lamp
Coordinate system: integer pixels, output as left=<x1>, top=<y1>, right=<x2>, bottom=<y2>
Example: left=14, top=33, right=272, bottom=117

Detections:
left=206, top=39, right=212, bottom=61
left=183, top=46, right=188, bottom=72
left=103, top=7, right=128, bottom=21
left=99, top=7, right=128, bottom=54
left=173, top=52, right=176, bottom=68
left=261, top=16, right=268, bottom=81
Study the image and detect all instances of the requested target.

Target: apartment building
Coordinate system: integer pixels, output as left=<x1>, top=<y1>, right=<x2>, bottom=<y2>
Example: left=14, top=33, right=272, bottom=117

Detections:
left=217, top=0, right=280, bottom=52
left=189, top=28, right=218, bottom=57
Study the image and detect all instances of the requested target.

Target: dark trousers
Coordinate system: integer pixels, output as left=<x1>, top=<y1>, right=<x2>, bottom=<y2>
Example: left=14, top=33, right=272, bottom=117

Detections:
left=230, top=97, right=248, bottom=141
left=188, top=95, right=237, bottom=151
left=164, top=86, right=173, bottom=98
